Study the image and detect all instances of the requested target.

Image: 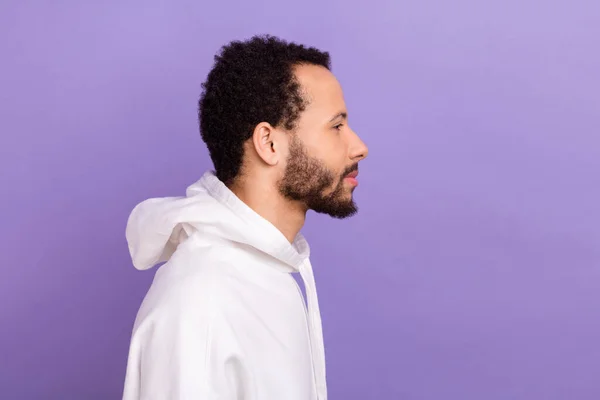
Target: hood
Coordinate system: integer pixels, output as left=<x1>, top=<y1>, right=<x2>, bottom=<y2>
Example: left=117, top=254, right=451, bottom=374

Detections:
left=125, top=170, right=310, bottom=272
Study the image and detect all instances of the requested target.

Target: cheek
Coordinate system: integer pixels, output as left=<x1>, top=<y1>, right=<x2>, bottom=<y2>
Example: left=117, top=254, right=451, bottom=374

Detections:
left=323, top=154, right=347, bottom=179
left=301, top=134, right=346, bottom=174
left=322, top=145, right=347, bottom=174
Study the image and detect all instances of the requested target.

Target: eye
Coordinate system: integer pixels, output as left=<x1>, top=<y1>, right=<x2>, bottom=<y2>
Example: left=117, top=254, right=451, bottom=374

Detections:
left=333, top=123, right=344, bottom=131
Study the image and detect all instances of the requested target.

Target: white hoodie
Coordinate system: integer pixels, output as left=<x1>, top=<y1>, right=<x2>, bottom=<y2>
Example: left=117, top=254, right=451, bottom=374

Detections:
left=122, top=171, right=327, bottom=400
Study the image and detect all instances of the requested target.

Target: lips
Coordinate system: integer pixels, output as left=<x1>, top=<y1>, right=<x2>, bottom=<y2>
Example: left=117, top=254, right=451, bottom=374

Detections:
left=344, top=170, right=359, bottom=187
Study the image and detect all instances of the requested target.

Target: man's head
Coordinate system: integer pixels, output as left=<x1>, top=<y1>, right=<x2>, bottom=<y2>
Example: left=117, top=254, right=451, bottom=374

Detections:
left=199, top=35, right=368, bottom=219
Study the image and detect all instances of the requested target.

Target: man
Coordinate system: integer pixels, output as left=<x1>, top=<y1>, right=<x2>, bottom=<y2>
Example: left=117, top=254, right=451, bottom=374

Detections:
left=122, top=35, right=368, bottom=400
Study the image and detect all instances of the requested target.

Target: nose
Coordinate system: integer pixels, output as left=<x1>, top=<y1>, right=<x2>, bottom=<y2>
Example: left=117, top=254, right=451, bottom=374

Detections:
left=349, top=129, right=368, bottom=161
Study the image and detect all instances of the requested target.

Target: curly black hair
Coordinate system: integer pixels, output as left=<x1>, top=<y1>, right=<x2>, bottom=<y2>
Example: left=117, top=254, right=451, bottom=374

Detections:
left=198, top=35, right=331, bottom=185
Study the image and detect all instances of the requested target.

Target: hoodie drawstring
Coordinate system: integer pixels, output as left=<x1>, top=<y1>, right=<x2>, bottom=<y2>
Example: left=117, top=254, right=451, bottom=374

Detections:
left=299, top=260, right=327, bottom=400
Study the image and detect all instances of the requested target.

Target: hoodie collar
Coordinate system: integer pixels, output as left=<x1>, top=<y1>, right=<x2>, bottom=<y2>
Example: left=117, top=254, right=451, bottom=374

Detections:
left=194, top=171, right=310, bottom=272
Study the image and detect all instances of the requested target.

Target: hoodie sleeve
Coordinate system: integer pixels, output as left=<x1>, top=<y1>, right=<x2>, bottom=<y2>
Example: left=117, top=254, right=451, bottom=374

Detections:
left=122, top=274, right=253, bottom=400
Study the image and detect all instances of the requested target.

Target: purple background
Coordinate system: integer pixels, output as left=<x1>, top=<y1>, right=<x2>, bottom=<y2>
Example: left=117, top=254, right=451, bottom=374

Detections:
left=1, top=0, right=599, bottom=399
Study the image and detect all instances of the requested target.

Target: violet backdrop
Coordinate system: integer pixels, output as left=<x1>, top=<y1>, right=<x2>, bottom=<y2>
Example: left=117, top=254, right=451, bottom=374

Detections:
left=1, top=0, right=599, bottom=399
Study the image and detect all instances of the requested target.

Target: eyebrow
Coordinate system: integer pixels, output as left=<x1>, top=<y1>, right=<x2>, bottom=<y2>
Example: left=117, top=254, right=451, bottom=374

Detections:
left=328, top=112, right=347, bottom=123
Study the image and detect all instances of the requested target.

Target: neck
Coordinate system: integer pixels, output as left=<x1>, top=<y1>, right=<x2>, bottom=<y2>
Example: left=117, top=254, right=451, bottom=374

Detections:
left=228, top=179, right=307, bottom=243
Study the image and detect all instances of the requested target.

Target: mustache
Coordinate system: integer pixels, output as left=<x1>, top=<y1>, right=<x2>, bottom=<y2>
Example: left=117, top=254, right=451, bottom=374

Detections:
left=341, top=163, right=359, bottom=177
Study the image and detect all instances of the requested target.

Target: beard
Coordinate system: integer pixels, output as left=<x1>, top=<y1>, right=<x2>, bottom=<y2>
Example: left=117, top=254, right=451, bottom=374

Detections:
left=278, top=134, right=359, bottom=219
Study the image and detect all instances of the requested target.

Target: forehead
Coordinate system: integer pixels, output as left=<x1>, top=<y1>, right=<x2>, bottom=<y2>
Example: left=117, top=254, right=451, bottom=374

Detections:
left=293, top=64, right=346, bottom=115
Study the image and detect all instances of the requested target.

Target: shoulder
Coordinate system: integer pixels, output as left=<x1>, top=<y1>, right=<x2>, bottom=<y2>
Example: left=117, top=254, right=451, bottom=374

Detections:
left=133, top=245, right=243, bottom=326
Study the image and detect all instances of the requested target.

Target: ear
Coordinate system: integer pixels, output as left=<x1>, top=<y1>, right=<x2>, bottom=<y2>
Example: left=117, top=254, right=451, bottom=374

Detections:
left=251, top=122, right=281, bottom=166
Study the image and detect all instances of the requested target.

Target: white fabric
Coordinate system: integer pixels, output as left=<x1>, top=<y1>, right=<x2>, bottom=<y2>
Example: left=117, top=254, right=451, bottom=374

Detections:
left=122, top=171, right=327, bottom=400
